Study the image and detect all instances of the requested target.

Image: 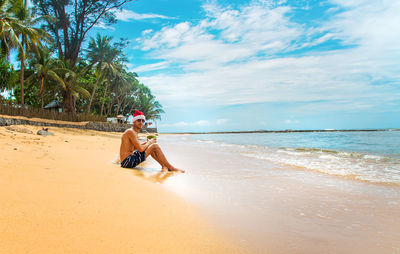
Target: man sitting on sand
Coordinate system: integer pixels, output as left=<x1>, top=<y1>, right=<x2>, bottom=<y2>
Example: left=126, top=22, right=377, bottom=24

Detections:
left=120, top=110, right=184, bottom=173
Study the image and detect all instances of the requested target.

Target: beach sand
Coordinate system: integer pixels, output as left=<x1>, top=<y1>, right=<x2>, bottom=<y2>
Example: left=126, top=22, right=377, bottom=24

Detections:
left=0, top=125, right=246, bottom=254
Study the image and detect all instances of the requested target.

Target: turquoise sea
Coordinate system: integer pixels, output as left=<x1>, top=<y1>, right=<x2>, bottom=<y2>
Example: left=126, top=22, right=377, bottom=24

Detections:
left=155, top=131, right=400, bottom=253
left=188, top=130, right=400, bottom=185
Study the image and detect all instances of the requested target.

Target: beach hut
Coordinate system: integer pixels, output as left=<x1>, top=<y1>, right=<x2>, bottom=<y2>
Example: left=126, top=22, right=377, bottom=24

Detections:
left=44, top=100, right=63, bottom=113
left=107, top=117, right=118, bottom=124
left=117, top=115, right=126, bottom=124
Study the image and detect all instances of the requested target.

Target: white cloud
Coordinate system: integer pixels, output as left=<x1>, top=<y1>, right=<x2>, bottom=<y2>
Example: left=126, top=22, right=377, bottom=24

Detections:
left=216, top=119, right=230, bottom=125
left=142, top=29, right=153, bottom=35
left=114, top=9, right=174, bottom=22
left=139, top=2, right=303, bottom=61
left=94, top=21, right=115, bottom=31
left=140, top=49, right=400, bottom=109
left=159, top=118, right=230, bottom=127
left=135, top=0, right=400, bottom=113
left=132, top=61, right=171, bottom=73
left=285, top=120, right=300, bottom=124
left=159, top=120, right=210, bottom=127
left=325, top=0, right=400, bottom=49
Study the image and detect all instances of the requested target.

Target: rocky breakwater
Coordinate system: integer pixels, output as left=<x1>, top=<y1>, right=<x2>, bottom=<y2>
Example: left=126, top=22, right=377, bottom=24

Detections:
left=0, top=116, right=157, bottom=133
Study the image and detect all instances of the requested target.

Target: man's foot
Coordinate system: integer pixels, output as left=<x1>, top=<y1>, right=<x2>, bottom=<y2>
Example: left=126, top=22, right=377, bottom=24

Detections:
left=161, top=167, right=168, bottom=172
left=168, top=167, right=185, bottom=173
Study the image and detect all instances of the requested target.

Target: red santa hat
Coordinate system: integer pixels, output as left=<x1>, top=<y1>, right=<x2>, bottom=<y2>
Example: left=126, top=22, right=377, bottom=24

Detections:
left=132, top=110, right=146, bottom=122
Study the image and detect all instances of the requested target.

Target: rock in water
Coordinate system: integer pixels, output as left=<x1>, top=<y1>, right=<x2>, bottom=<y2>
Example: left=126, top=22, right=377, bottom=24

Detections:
left=5, top=126, right=33, bottom=134
left=37, top=129, right=54, bottom=136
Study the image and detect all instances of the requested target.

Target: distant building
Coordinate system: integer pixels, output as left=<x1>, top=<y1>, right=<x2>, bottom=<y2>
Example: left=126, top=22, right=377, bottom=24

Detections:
left=107, top=117, right=118, bottom=124
left=44, top=100, right=63, bottom=113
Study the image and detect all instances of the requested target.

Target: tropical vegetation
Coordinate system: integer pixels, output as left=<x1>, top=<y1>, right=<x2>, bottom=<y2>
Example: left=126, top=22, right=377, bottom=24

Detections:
left=0, top=0, right=164, bottom=122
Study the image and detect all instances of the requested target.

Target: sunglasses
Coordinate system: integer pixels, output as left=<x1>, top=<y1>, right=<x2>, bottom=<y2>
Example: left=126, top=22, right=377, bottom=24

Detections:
left=136, top=119, right=145, bottom=123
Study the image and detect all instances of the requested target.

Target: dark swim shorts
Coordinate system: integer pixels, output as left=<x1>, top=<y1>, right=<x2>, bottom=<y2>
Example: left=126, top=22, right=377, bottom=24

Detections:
left=121, top=150, right=146, bottom=168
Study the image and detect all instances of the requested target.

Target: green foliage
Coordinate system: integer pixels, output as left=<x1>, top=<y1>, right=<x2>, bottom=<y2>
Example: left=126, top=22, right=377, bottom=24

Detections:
left=0, top=0, right=23, bottom=55
left=26, top=46, right=64, bottom=107
left=1, top=0, right=164, bottom=122
left=85, top=33, right=128, bottom=115
left=135, top=92, right=165, bottom=120
left=13, top=80, right=41, bottom=106
left=32, top=0, right=133, bottom=64
left=54, top=59, right=90, bottom=114
left=1, top=0, right=50, bottom=106
left=0, top=54, right=15, bottom=90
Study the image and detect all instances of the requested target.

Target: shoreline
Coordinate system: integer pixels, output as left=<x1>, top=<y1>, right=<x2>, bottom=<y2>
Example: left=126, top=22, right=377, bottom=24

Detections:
left=155, top=134, right=400, bottom=254
left=0, top=125, right=246, bottom=254
left=161, top=129, right=398, bottom=134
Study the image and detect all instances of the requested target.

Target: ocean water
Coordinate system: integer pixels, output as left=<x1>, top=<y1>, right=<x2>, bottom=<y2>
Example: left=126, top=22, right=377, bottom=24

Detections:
left=188, top=131, right=400, bottom=185
left=150, top=132, right=400, bottom=253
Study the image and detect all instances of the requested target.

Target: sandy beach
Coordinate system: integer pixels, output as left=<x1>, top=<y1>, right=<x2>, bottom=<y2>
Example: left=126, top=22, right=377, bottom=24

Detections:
left=0, top=125, right=246, bottom=254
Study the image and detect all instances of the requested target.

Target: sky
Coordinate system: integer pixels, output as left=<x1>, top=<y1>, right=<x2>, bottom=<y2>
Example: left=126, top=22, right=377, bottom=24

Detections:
left=89, top=0, right=400, bottom=132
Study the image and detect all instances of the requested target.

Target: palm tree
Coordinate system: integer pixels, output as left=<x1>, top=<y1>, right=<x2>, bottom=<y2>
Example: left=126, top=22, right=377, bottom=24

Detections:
left=125, top=81, right=146, bottom=115
left=85, top=34, right=128, bottom=115
left=0, top=53, right=15, bottom=90
left=113, top=75, right=132, bottom=116
left=136, top=93, right=164, bottom=120
left=115, top=81, right=163, bottom=120
left=99, top=63, right=131, bottom=116
left=85, top=34, right=112, bottom=114
left=55, top=59, right=90, bottom=114
left=26, top=46, right=64, bottom=108
left=0, top=0, right=22, bottom=55
left=1, top=0, right=49, bottom=107
left=14, top=0, right=49, bottom=108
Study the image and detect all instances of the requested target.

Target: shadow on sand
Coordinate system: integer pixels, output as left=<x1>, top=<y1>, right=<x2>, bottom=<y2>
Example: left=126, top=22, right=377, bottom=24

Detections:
left=128, top=167, right=177, bottom=184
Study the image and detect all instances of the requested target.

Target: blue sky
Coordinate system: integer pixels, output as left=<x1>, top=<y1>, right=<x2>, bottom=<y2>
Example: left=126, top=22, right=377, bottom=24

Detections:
left=90, top=0, right=400, bottom=132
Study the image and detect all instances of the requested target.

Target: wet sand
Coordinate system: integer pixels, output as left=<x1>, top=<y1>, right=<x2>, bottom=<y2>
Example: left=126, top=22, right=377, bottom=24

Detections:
left=147, top=134, right=400, bottom=254
left=0, top=126, right=246, bottom=254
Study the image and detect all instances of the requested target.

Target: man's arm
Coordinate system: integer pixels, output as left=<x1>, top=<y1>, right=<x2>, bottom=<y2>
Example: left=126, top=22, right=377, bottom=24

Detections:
left=128, top=131, right=156, bottom=152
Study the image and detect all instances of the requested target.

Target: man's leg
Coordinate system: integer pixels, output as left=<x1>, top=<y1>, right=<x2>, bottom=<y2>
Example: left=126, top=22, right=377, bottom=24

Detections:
left=145, top=144, right=184, bottom=172
left=145, top=143, right=174, bottom=170
left=146, top=144, right=168, bottom=170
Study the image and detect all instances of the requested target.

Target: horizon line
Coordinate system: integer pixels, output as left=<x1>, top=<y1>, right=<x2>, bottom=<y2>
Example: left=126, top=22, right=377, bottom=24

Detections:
left=159, top=128, right=400, bottom=134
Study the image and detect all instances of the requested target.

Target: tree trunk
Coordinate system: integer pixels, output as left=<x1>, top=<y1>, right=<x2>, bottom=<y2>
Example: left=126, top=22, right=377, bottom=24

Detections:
left=119, top=97, right=127, bottom=115
left=40, top=77, right=44, bottom=108
left=86, top=76, right=101, bottom=114
left=54, top=19, right=64, bottom=59
left=20, top=57, right=25, bottom=109
left=116, top=96, right=128, bottom=116
left=86, top=67, right=103, bottom=114
left=107, top=97, right=115, bottom=116
left=69, top=92, right=75, bottom=115
left=128, top=102, right=136, bottom=115
left=64, top=90, right=75, bottom=116
left=100, top=82, right=109, bottom=116
left=115, top=97, right=122, bottom=116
